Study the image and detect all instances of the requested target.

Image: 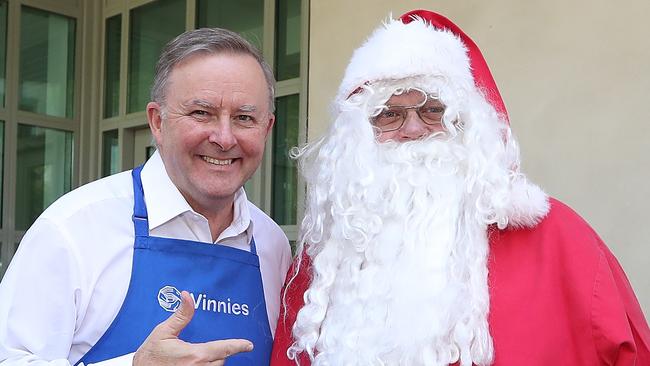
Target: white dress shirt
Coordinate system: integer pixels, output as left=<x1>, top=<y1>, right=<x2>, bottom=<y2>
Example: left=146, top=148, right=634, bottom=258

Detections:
left=0, top=152, right=292, bottom=366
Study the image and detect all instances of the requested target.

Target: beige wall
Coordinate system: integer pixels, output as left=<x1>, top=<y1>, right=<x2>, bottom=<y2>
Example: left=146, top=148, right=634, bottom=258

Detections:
left=308, top=0, right=650, bottom=316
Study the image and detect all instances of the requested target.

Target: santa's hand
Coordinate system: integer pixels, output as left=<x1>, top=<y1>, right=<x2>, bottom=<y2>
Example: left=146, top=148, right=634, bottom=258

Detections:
left=133, top=290, right=253, bottom=366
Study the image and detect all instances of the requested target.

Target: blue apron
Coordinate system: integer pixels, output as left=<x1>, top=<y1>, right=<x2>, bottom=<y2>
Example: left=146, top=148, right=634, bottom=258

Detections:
left=77, top=166, right=272, bottom=365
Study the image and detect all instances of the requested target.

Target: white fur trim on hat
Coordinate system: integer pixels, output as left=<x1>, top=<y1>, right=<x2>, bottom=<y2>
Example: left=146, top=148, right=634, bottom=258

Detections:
left=336, top=17, right=474, bottom=105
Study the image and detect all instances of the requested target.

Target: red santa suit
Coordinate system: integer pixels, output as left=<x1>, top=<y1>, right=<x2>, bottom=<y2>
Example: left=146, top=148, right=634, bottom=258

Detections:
left=271, top=198, right=650, bottom=365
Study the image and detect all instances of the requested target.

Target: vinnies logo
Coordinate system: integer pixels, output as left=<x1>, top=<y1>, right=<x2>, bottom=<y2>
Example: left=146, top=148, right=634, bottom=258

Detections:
left=157, top=286, right=182, bottom=312
left=157, top=286, right=250, bottom=316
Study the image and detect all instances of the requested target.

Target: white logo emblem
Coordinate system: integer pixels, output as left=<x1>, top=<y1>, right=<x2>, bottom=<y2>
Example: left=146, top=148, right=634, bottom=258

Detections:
left=158, top=285, right=181, bottom=312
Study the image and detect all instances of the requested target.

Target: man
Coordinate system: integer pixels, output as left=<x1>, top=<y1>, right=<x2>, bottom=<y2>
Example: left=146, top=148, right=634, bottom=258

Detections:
left=0, top=28, right=291, bottom=365
left=271, top=10, right=650, bottom=366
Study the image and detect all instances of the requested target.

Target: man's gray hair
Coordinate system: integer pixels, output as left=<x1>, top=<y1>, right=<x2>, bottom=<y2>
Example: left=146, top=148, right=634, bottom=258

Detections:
left=151, top=27, right=276, bottom=112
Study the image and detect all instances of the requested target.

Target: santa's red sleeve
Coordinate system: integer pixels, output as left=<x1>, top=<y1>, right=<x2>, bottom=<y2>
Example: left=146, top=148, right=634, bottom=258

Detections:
left=271, top=253, right=312, bottom=366
left=593, top=239, right=650, bottom=365
left=488, top=198, right=650, bottom=365
left=550, top=200, right=650, bottom=365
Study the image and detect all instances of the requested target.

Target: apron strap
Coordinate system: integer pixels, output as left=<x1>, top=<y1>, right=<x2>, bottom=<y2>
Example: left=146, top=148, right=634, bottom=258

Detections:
left=250, top=237, right=258, bottom=255
left=131, top=165, right=150, bottom=238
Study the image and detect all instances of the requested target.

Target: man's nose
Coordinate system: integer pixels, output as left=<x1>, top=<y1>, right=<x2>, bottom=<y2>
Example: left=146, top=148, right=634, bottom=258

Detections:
left=207, top=116, right=237, bottom=151
left=398, top=110, right=428, bottom=141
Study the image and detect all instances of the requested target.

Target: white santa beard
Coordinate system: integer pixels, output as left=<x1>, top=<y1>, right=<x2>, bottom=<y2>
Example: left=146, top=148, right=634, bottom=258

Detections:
left=295, top=138, right=494, bottom=366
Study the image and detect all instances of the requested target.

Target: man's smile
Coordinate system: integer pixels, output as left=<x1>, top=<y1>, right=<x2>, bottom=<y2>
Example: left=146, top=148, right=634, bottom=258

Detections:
left=202, top=155, right=234, bottom=166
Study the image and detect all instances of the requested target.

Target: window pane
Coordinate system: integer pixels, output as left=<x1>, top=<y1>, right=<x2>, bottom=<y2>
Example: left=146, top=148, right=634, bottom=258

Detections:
left=104, top=15, right=121, bottom=118
left=271, top=94, right=299, bottom=225
left=102, top=129, right=119, bottom=177
left=196, top=0, right=264, bottom=51
left=0, top=2, right=7, bottom=107
left=16, top=124, right=73, bottom=230
left=128, top=0, right=186, bottom=113
left=275, top=0, right=300, bottom=80
left=19, top=6, right=76, bottom=118
left=0, top=121, right=4, bottom=227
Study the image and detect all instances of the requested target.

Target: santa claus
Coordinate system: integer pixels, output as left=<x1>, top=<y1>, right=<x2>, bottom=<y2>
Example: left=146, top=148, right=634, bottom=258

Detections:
left=271, top=9, right=650, bottom=366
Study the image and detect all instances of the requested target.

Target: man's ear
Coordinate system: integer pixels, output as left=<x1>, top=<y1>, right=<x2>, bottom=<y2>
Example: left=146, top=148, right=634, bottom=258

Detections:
left=147, top=102, right=164, bottom=146
left=264, top=114, right=276, bottom=139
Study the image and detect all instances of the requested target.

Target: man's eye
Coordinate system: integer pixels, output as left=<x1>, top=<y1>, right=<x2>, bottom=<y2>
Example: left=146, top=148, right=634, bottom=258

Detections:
left=190, top=110, right=209, bottom=117
left=422, top=107, right=444, bottom=113
left=379, top=110, right=400, bottom=118
left=235, top=115, right=254, bottom=122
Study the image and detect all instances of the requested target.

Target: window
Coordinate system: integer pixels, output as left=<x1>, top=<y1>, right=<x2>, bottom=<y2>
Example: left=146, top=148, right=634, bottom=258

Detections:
left=104, top=15, right=121, bottom=119
left=127, top=0, right=186, bottom=113
left=196, top=0, right=264, bottom=51
left=275, top=0, right=301, bottom=81
left=102, top=130, right=119, bottom=177
left=267, top=0, right=305, bottom=237
left=1, top=2, right=80, bottom=278
left=19, top=6, right=76, bottom=118
left=0, top=1, right=7, bottom=107
left=0, top=121, right=4, bottom=227
left=272, top=94, right=299, bottom=225
left=15, top=125, right=73, bottom=230
left=101, top=0, right=187, bottom=174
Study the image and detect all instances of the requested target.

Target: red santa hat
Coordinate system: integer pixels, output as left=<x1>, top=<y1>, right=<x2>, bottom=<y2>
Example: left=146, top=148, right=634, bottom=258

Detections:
left=336, top=9, right=509, bottom=122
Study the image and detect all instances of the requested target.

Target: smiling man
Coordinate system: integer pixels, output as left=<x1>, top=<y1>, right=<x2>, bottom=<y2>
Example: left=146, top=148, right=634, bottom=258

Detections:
left=147, top=47, right=274, bottom=243
left=0, top=28, right=291, bottom=366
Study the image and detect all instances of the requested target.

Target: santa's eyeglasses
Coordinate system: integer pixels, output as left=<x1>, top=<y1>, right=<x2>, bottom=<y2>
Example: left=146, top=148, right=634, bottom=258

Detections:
left=371, top=93, right=446, bottom=133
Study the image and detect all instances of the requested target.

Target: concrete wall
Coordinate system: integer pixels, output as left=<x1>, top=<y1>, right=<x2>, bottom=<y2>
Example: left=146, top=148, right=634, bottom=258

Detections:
left=308, top=0, right=650, bottom=316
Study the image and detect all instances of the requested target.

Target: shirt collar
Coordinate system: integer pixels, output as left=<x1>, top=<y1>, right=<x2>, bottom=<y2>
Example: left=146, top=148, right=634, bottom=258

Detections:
left=217, top=187, right=253, bottom=243
left=140, top=151, right=252, bottom=241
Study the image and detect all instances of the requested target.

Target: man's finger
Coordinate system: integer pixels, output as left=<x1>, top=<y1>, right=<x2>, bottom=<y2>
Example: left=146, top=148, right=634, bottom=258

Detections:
left=198, top=339, right=254, bottom=361
left=156, top=290, right=195, bottom=338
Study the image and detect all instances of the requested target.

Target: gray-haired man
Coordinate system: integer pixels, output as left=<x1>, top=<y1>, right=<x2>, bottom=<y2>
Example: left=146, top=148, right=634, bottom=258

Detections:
left=0, top=28, right=291, bottom=366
